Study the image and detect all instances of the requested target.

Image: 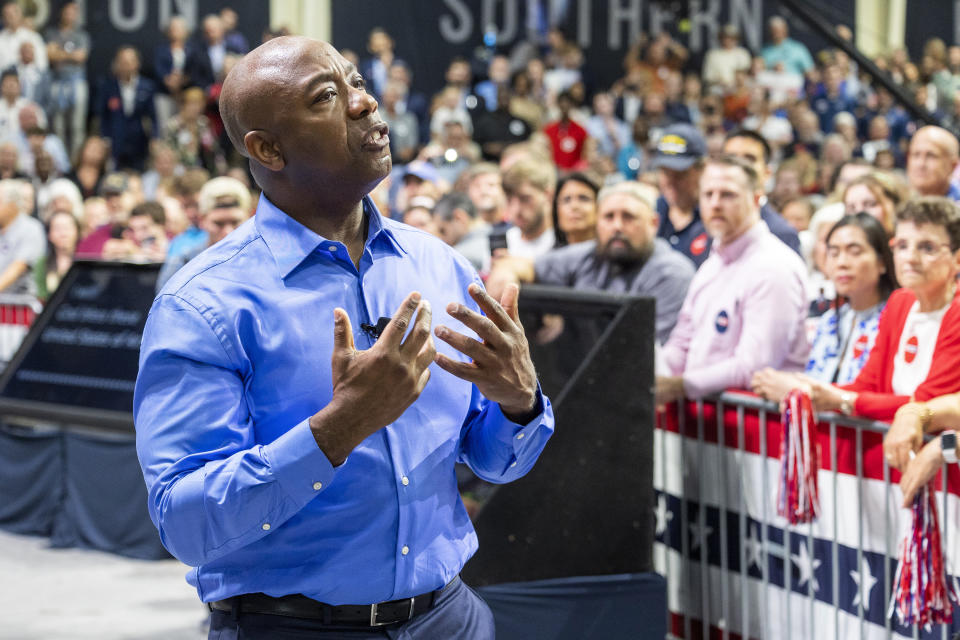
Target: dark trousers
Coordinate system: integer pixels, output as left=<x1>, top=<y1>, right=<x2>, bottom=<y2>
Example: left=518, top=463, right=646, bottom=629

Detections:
left=207, top=577, right=495, bottom=639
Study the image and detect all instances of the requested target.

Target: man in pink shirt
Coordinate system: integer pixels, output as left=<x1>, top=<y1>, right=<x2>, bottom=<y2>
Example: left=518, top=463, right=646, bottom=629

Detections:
left=656, top=155, right=808, bottom=401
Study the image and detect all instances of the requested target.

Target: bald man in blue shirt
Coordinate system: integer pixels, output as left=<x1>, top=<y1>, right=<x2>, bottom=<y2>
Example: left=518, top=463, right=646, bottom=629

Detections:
left=134, top=36, right=554, bottom=640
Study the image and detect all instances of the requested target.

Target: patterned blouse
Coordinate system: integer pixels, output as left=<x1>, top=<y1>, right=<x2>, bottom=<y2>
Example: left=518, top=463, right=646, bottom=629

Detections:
left=805, top=301, right=885, bottom=384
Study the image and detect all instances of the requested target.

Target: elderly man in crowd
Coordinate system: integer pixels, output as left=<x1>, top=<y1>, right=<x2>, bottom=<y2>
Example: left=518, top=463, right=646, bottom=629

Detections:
left=0, top=177, right=43, bottom=294
left=487, top=181, right=695, bottom=343
left=155, top=176, right=251, bottom=290
left=656, top=156, right=808, bottom=402
left=906, top=125, right=960, bottom=201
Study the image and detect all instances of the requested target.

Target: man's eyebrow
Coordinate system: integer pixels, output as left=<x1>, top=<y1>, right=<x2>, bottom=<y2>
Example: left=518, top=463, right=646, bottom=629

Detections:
left=304, top=63, right=359, bottom=92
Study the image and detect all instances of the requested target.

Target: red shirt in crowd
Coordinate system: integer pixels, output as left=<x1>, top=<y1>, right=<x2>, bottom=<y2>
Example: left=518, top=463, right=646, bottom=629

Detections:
left=543, top=118, right=588, bottom=170
left=840, top=288, right=960, bottom=420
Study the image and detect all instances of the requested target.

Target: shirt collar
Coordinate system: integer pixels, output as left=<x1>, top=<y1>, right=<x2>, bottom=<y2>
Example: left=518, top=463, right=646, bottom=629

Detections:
left=712, top=220, right=767, bottom=264
left=255, top=193, right=406, bottom=279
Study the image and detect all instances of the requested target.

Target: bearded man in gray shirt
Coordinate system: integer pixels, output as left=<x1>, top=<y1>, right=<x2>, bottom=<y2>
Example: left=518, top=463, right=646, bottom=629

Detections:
left=488, top=181, right=695, bottom=343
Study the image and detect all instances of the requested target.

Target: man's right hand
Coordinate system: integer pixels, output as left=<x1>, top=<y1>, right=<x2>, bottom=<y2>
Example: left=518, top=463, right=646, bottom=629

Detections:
left=309, top=292, right=435, bottom=466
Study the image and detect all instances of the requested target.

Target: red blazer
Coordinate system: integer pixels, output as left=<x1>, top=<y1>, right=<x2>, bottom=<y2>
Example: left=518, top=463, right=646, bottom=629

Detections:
left=840, top=288, right=960, bottom=420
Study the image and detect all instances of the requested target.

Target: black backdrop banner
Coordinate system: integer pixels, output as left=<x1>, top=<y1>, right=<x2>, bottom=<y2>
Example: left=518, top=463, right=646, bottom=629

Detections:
left=46, top=0, right=269, bottom=88
left=331, top=0, right=856, bottom=98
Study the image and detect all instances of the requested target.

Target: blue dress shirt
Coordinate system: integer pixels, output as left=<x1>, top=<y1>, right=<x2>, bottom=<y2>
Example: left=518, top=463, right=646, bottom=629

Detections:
left=134, top=194, right=554, bottom=605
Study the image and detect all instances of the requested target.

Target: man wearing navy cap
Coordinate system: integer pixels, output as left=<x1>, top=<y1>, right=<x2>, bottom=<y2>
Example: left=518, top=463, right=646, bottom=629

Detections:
left=653, top=124, right=801, bottom=267
left=653, top=123, right=710, bottom=267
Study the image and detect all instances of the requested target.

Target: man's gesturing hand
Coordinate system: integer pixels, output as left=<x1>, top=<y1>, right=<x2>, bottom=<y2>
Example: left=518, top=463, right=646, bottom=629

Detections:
left=310, top=292, right=435, bottom=466
left=434, top=283, right=539, bottom=421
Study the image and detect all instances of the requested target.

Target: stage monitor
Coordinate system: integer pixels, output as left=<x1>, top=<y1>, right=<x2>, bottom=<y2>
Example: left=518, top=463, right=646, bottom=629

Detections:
left=0, top=261, right=159, bottom=432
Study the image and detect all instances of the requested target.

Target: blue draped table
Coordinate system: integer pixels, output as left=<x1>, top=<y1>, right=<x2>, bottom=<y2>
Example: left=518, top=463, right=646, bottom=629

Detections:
left=0, top=421, right=168, bottom=559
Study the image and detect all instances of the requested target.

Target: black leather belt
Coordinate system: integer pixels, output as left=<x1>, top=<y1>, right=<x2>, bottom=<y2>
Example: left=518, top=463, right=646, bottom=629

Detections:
left=208, top=576, right=458, bottom=627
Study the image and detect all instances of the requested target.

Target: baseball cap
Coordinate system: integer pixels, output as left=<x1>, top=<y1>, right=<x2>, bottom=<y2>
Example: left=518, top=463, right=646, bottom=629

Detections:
left=403, top=160, right=439, bottom=184
left=651, top=124, right=707, bottom=172
left=101, top=172, right=128, bottom=196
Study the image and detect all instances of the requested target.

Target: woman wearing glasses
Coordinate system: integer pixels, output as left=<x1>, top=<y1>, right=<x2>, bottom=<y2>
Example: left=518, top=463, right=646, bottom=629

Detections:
left=804, top=197, right=960, bottom=422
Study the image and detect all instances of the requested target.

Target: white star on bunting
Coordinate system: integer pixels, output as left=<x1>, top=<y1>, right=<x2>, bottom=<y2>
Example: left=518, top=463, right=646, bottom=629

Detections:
left=654, top=494, right=674, bottom=536
left=850, top=557, right=878, bottom=611
left=689, top=514, right=713, bottom=552
left=791, top=540, right=822, bottom=592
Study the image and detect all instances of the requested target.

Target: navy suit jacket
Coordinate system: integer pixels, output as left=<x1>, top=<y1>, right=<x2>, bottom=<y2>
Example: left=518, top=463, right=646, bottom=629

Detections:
left=152, top=42, right=196, bottom=90
left=184, top=40, right=244, bottom=89
left=97, top=75, right=157, bottom=168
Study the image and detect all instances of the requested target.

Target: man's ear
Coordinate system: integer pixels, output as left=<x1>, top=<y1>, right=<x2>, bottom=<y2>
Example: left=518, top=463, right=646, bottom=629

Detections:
left=244, top=130, right=284, bottom=171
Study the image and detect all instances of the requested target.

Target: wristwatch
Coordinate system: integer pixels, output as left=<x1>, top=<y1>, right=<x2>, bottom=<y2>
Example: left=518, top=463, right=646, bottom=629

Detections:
left=942, top=431, right=958, bottom=464
left=839, top=391, right=857, bottom=416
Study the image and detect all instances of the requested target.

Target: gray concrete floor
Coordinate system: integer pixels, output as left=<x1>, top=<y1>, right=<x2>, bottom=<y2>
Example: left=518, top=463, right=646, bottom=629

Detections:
left=0, top=528, right=208, bottom=640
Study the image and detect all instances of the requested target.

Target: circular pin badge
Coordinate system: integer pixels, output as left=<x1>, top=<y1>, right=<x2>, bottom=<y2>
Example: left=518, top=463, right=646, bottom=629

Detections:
left=852, top=334, right=869, bottom=359
left=904, top=335, right=918, bottom=364
left=715, top=310, right=729, bottom=333
left=560, top=136, right=577, bottom=153
left=691, top=233, right=708, bottom=256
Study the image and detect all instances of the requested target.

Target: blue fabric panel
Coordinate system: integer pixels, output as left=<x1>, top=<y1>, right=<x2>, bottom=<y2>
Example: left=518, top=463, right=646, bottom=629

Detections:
left=0, top=422, right=63, bottom=535
left=477, top=573, right=667, bottom=640
left=50, top=430, right=168, bottom=559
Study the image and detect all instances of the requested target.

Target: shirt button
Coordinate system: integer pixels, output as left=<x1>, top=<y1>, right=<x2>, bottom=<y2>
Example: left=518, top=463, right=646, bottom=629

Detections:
left=401, top=476, right=409, bottom=486
left=262, top=523, right=271, bottom=531
left=401, top=545, right=409, bottom=555
left=516, top=433, right=525, bottom=440
left=313, top=482, right=323, bottom=491
left=510, top=461, right=517, bottom=467
left=328, top=245, right=337, bottom=252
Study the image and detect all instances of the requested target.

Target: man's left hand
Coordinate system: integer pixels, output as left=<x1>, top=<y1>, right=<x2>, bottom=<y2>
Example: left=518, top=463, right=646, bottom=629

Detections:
left=434, top=283, right=538, bottom=420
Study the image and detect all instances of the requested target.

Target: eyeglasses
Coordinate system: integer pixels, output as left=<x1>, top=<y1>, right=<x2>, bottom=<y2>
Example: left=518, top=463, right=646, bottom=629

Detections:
left=889, top=238, right=953, bottom=258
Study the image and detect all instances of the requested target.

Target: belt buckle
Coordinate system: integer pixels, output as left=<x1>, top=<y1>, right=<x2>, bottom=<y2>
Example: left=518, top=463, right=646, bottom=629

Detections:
left=369, top=597, right=415, bottom=626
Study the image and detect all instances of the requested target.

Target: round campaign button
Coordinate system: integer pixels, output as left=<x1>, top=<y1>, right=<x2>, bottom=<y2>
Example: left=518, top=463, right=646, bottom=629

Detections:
left=560, top=136, right=577, bottom=153
left=715, top=310, right=729, bottom=333
left=509, top=120, right=525, bottom=136
left=852, top=334, right=869, bottom=359
left=691, top=233, right=708, bottom=256
left=904, top=335, right=918, bottom=363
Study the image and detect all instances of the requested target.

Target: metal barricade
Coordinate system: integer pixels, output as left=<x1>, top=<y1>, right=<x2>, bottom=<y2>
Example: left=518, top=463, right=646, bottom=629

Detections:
left=0, top=293, right=41, bottom=367
left=654, top=391, right=960, bottom=640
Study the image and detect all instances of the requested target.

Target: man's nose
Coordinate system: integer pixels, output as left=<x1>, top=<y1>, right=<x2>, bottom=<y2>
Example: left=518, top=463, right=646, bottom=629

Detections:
left=348, top=86, right=378, bottom=118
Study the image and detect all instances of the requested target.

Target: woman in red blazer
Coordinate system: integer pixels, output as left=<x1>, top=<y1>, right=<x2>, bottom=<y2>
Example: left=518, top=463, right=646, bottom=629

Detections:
left=809, top=197, right=960, bottom=421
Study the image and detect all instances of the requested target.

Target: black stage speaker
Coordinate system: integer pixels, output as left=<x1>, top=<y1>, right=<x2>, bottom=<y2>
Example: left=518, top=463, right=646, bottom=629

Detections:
left=462, top=285, right=656, bottom=585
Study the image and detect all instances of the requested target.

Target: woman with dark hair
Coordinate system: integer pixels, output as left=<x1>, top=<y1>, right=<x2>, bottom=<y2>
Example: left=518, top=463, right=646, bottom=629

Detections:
left=551, top=172, right=599, bottom=247
left=753, top=212, right=898, bottom=400
left=66, top=135, right=109, bottom=199
left=35, top=210, right=80, bottom=300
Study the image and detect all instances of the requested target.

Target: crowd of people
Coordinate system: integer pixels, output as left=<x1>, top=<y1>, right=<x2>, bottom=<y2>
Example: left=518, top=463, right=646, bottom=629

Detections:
left=2, top=5, right=960, bottom=493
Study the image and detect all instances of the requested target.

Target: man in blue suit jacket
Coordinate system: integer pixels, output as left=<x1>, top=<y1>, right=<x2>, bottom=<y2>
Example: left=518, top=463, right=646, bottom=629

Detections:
left=97, top=46, right=157, bottom=171
left=184, top=14, right=245, bottom=91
